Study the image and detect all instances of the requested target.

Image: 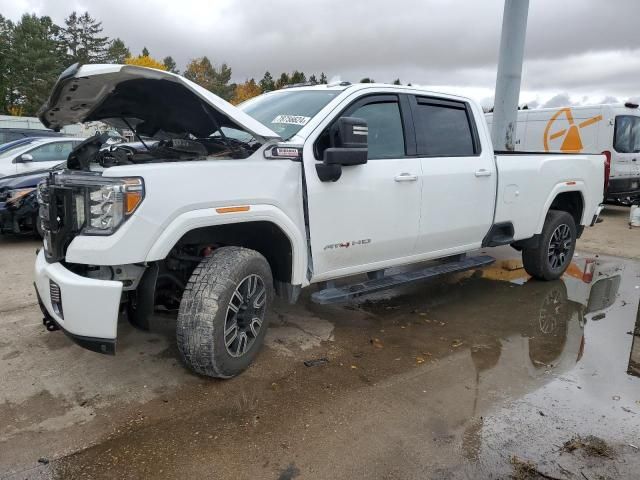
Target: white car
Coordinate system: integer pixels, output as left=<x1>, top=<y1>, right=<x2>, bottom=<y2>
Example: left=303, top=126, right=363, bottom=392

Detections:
left=34, top=64, right=605, bottom=378
left=0, top=137, right=84, bottom=177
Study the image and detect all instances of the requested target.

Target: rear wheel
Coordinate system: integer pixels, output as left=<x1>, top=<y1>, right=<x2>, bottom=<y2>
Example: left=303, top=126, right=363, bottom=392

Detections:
left=176, top=246, right=273, bottom=378
left=522, top=210, right=576, bottom=281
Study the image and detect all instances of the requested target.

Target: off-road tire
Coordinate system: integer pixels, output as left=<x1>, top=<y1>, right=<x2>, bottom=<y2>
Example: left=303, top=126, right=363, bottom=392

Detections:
left=176, top=246, right=273, bottom=378
left=522, top=210, right=576, bottom=281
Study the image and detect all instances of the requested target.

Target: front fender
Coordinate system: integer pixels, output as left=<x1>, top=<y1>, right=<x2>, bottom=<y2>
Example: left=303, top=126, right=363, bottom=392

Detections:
left=145, top=204, right=308, bottom=285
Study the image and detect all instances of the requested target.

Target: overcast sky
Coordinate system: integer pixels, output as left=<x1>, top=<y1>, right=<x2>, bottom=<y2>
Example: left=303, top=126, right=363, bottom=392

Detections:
left=2, top=0, right=639, bottom=107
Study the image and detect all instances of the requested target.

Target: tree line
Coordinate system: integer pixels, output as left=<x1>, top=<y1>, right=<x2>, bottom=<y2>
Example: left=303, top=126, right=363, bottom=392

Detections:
left=0, top=11, right=408, bottom=117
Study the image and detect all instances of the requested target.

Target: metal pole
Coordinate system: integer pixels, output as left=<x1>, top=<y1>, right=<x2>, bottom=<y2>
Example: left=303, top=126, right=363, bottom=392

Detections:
left=491, top=0, right=529, bottom=151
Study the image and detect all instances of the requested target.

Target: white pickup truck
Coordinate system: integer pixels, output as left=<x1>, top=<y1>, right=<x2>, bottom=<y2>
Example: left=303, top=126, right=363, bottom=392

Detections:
left=34, top=64, right=605, bottom=378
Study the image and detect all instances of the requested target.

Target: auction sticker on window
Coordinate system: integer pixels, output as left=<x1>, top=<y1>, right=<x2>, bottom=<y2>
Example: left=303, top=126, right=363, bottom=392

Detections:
left=272, top=115, right=311, bottom=126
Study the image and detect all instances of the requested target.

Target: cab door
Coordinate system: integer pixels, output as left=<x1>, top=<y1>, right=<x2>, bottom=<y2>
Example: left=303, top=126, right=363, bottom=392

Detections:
left=410, top=95, right=496, bottom=254
left=303, top=94, right=422, bottom=281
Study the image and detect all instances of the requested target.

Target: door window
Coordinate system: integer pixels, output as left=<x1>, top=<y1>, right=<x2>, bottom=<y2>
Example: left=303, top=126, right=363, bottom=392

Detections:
left=26, top=141, right=74, bottom=162
left=413, top=99, right=478, bottom=156
left=350, top=101, right=405, bottom=159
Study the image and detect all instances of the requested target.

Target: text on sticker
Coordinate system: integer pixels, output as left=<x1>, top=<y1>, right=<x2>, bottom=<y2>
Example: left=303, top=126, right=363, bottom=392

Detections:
left=272, top=115, right=311, bottom=126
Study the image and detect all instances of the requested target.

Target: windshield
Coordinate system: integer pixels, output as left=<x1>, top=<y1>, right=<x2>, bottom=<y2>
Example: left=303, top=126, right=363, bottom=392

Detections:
left=239, top=90, right=340, bottom=140
left=614, top=115, right=640, bottom=153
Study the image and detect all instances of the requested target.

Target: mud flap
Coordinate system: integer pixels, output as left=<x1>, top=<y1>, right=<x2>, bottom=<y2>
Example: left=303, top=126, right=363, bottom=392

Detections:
left=128, top=263, right=158, bottom=331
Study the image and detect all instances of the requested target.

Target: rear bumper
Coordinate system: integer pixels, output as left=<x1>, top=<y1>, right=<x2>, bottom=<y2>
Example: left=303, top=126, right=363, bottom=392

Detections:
left=590, top=204, right=604, bottom=227
left=34, top=249, right=122, bottom=353
left=606, top=177, right=640, bottom=201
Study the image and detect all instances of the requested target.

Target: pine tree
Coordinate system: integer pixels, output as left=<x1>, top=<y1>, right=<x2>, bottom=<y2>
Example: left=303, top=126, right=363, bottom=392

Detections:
left=360, top=77, right=374, bottom=83
left=319, top=72, right=327, bottom=84
left=308, top=74, right=318, bottom=84
left=290, top=70, right=306, bottom=84
left=162, top=56, right=179, bottom=74
left=259, top=71, right=275, bottom=92
left=392, top=78, right=401, bottom=85
left=275, top=72, right=290, bottom=89
left=59, top=11, right=109, bottom=64
left=0, top=14, right=14, bottom=113
left=9, top=14, right=64, bottom=115
left=105, top=37, right=129, bottom=63
left=142, top=46, right=149, bottom=57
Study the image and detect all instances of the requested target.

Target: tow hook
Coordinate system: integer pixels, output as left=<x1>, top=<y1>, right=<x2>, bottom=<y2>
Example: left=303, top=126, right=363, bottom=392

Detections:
left=43, top=316, right=59, bottom=332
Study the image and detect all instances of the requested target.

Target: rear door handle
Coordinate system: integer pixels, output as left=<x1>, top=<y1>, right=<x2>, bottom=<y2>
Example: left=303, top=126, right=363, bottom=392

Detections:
left=394, top=173, right=418, bottom=182
left=475, top=169, right=492, bottom=177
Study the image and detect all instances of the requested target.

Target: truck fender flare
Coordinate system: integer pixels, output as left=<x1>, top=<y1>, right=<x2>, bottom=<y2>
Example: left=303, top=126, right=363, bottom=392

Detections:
left=145, top=204, right=307, bottom=286
left=536, top=182, right=586, bottom=233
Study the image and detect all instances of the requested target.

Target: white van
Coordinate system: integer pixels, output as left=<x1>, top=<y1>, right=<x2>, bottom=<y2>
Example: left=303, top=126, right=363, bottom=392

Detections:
left=487, top=103, right=640, bottom=204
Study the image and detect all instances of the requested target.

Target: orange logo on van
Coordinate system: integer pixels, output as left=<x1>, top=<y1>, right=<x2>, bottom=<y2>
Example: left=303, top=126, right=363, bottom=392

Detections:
left=543, top=108, right=603, bottom=152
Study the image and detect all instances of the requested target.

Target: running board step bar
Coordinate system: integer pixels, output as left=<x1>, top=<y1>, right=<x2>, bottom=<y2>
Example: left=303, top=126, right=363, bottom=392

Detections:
left=310, top=255, right=495, bottom=305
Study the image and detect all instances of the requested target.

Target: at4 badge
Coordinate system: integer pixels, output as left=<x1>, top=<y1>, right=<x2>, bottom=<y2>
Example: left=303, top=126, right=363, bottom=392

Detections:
left=324, top=238, right=371, bottom=250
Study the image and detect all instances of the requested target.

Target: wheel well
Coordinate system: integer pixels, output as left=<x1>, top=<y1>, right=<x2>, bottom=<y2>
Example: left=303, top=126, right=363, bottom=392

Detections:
left=549, top=191, right=584, bottom=226
left=172, top=221, right=293, bottom=284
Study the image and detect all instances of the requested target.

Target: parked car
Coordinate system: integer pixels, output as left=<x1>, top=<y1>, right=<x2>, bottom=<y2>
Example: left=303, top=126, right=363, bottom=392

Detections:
left=0, top=137, right=84, bottom=177
left=0, top=165, right=62, bottom=236
left=0, top=127, right=66, bottom=145
left=34, top=64, right=605, bottom=378
left=0, top=137, right=47, bottom=155
left=486, top=102, right=640, bottom=204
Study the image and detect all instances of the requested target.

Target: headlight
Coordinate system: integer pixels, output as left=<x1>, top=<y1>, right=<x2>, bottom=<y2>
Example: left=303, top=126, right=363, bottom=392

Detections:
left=83, top=178, right=144, bottom=235
left=6, top=188, right=35, bottom=207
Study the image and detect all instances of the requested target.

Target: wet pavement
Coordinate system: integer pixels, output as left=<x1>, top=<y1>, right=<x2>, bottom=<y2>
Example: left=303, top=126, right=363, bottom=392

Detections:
left=1, top=242, right=639, bottom=479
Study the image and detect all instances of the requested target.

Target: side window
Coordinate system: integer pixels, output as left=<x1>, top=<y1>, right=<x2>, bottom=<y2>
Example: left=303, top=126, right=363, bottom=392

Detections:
left=413, top=98, right=477, bottom=156
left=350, top=101, right=405, bottom=159
left=28, top=142, right=73, bottom=162
left=614, top=116, right=640, bottom=153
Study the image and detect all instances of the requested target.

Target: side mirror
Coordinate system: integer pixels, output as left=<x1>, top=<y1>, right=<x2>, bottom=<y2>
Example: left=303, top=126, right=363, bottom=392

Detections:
left=19, top=153, right=34, bottom=162
left=317, top=117, right=368, bottom=182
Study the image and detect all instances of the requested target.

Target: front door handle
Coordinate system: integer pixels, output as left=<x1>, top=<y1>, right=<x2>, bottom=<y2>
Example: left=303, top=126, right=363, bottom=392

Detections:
left=394, top=173, right=418, bottom=182
left=475, top=169, right=492, bottom=177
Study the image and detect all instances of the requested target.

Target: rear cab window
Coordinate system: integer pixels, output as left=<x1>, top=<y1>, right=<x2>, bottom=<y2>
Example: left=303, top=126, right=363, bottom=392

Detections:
left=411, top=96, right=480, bottom=156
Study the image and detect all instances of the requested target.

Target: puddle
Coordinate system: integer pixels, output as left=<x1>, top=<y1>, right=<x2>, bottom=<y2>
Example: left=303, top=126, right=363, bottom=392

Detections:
left=16, top=252, right=640, bottom=479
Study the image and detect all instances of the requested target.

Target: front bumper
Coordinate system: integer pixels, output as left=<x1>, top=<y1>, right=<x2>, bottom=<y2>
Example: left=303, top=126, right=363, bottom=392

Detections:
left=34, top=249, right=123, bottom=354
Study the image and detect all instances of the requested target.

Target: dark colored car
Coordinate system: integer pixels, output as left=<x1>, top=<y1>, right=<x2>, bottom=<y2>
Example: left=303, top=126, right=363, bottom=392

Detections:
left=0, top=128, right=66, bottom=145
left=0, top=165, right=60, bottom=236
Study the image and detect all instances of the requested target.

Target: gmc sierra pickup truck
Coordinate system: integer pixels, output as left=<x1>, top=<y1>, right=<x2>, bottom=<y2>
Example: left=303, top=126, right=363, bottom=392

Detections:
left=34, top=64, right=605, bottom=378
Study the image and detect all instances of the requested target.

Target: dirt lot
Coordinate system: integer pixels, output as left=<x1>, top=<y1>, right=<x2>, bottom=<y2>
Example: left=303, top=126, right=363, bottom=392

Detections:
left=1, top=206, right=639, bottom=479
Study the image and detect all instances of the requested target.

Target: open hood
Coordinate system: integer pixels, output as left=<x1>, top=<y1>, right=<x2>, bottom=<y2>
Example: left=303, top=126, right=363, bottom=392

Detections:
left=38, top=64, right=281, bottom=142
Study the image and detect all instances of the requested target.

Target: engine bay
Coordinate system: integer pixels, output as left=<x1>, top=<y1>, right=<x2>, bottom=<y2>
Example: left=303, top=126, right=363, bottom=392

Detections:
left=68, top=131, right=262, bottom=170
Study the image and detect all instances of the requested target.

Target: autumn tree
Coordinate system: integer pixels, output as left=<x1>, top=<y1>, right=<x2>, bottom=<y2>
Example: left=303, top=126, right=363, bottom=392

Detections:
left=59, top=11, right=109, bottom=63
left=231, top=78, right=261, bottom=105
left=105, top=37, right=129, bottom=63
left=125, top=54, right=167, bottom=70
left=184, top=57, right=235, bottom=101
left=8, top=14, right=64, bottom=115
left=259, top=71, right=275, bottom=92
left=162, top=56, right=179, bottom=74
